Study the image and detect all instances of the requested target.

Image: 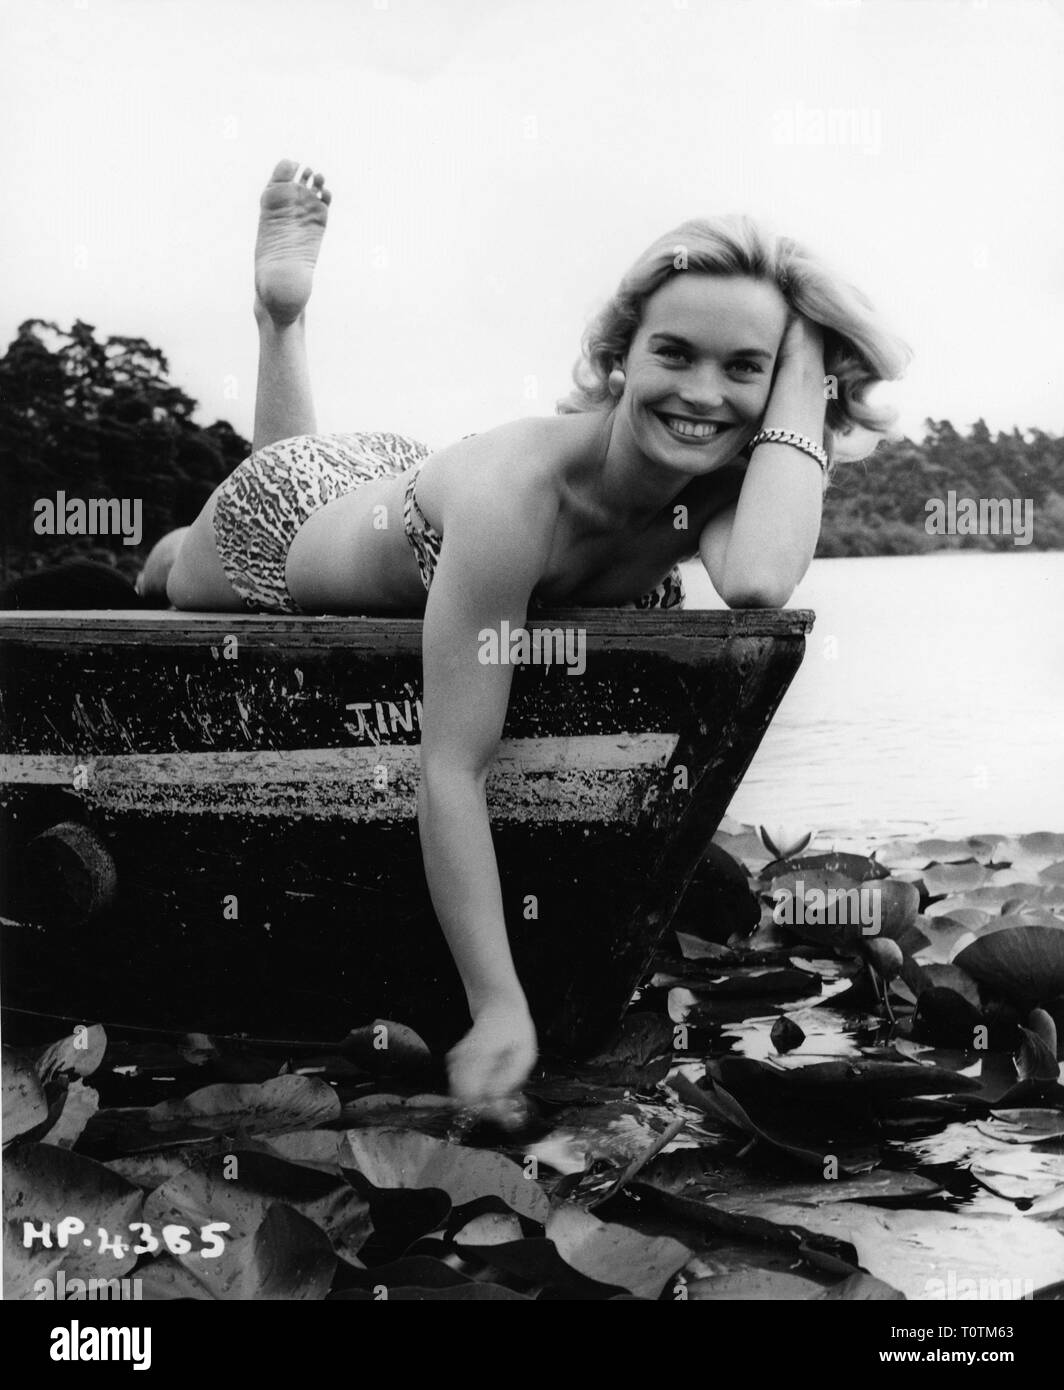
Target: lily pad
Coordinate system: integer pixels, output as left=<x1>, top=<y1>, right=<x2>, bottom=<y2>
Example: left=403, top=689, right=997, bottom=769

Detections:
left=860, top=878, right=920, bottom=943
left=87, top=1075, right=343, bottom=1152
left=333, top=1280, right=533, bottom=1300
left=922, top=863, right=994, bottom=896
left=339, top=1020, right=435, bottom=1080
left=697, top=1198, right=1064, bottom=1300
left=39, top=1081, right=99, bottom=1150
left=342, top=1128, right=549, bottom=1223
left=760, top=852, right=889, bottom=883
left=915, top=838, right=995, bottom=862
left=545, top=1202, right=690, bottom=1300
left=3, top=1143, right=143, bottom=1293
left=811, top=1272, right=905, bottom=1300
left=669, top=1073, right=878, bottom=1174
left=687, top=1268, right=824, bottom=1299
left=2, top=1048, right=49, bottom=1145
left=36, top=1026, right=108, bottom=1083
left=713, top=1056, right=981, bottom=1101
left=142, top=1153, right=353, bottom=1296
left=986, top=1109, right=1064, bottom=1142
left=954, top=922, right=1064, bottom=1004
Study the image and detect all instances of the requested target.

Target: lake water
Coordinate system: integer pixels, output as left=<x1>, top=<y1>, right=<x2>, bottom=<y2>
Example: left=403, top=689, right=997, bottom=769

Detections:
left=680, top=551, right=1063, bottom=843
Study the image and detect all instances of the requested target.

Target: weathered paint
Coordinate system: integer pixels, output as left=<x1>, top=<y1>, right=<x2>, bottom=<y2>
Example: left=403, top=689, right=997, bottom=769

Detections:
left=0, top=609, right=814, bottom=1051
left=0, top=732, right=677, bottom=823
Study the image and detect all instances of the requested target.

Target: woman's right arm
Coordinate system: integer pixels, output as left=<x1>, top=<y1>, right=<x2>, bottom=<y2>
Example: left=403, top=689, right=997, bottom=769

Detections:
left=417, top=431, right=559, bottom=1108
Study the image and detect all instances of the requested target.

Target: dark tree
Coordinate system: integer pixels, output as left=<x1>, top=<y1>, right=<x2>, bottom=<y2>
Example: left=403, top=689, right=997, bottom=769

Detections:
left=0, top=319, right=249, bottom=579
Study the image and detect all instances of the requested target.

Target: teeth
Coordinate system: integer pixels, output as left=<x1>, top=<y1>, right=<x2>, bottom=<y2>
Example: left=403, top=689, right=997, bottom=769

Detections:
left=660, top=415, right=725, bottom=439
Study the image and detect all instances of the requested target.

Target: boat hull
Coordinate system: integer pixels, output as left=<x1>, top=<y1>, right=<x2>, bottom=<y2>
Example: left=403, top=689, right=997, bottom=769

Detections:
left=0, top=608, right=813, bottom=1054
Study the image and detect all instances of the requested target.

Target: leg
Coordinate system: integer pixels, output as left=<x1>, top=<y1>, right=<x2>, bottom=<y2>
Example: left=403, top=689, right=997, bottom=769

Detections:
left=252, top=159, right=332, bottom=451
left=166, top=160, right=333, bottom=609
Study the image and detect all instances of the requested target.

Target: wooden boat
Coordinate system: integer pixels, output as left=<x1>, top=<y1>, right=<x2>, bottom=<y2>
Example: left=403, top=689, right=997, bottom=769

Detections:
left=0, top=608, right=813, bottom=1056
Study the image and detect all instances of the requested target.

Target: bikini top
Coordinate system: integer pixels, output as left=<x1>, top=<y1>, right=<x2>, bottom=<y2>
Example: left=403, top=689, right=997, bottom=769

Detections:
left=401, top=457, right=685, bottom=611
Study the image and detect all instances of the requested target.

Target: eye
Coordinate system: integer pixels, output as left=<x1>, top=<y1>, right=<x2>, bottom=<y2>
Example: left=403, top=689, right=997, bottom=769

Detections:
left=655, top=345, right=688, bottom=361
left=729, top=360, right=764, bottom=376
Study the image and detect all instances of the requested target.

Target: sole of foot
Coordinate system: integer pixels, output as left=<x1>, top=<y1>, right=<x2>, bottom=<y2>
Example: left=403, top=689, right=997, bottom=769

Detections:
left=254, top=158, right=332, bottom=328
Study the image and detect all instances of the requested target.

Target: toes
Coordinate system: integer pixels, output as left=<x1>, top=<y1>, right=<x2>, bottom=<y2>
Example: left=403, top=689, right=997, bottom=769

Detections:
left=312, top=171, right=325, bottom=188
left=268, top=158, right=300, bottom=183
left=298, top=166, right=313, bottom=186
left=321, top=188, right=333, bottom=206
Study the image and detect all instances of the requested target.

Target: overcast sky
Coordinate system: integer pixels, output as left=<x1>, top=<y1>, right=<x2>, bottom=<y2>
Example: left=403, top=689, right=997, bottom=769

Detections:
left=5, top=0, right=1062, bottom=452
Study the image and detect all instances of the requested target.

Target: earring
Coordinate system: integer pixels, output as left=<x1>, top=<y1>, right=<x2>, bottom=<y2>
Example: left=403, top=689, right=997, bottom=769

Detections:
left=607, top=367, right=626, bottom=397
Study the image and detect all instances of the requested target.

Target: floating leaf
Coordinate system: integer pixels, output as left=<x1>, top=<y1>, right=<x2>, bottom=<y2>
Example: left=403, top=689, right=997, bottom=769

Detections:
left=1015, top=1026, right=1061, bottom=1083
left=332, top=1281, right=533, bottom=1300
left=89, top=1075, right=343, bottom=1153
left=142, top=1153, right=353, bottom=1296
left=688, top=1268, right=824, bottom=1299
left=761, top=852, right=889, bottom=883
left=243, top=1204, right=337, bottom=1300
left=525, top=1102, right=667, bottom=1176
left=36, top=1026, right=108, bottom=1083
left=912, top=986, right=984, bottom=1048
left=2, top=1048, right=49, bottom=1145
left=1027, top=1007, right=1060, bottom=1058
left=986, top=1109, right=1064, bottom=1142
left=929, top=885, right=1049, bottom=917
left=674, top=933, right=739, bottom=964
left=684, top=968, right=822, bottom=1001
left=1020, top=833, right=1064, bottom=860
left=545, top=1202, right=689, bottom=1300
left=40, top=1081, right=99, bottom=1150
left=3, top=1143, right=143, bottom=1294
left=340, top=1020, right=435, bottom=1079
left=954, top=922, right=1064, bottom=1005
left=812, top=1272, right=905, bottom=1300
left=342, top=1128, right=549, bottom=1223
left=922, top=863, right=994, bottom=896
left=669, top=1073, right=877, bottom=1173
left=700, top=1198, right=1064, bottom=1301
left=637, top=1147, right=939, bottom=1211
left=133, top=1254, right=217, bottom=1300
left=915, top=838, right=995, bottom=862
left=714, top=1056, right=981, bottom=1101
left=854, top=878, right=919, bottom=945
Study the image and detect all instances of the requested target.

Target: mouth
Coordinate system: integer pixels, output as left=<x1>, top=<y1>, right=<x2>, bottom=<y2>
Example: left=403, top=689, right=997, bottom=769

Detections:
left=653, top=412, right=738, bottom=443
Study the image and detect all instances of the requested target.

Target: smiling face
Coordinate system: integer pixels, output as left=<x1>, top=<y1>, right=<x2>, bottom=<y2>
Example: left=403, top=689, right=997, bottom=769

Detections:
left=616, top=272, right=790, bottom=473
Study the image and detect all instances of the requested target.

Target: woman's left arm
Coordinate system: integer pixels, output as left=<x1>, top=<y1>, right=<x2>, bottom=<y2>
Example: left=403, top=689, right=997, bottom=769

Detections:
left=701, top=317, right=828, bottom=608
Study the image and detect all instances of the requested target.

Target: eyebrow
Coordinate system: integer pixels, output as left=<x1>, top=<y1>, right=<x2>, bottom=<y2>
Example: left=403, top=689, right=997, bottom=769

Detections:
left=648, top=332, right=774, bottom=360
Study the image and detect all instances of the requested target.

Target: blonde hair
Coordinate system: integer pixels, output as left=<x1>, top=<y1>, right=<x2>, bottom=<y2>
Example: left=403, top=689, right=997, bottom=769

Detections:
left=558, top=215, right=911, bottom=459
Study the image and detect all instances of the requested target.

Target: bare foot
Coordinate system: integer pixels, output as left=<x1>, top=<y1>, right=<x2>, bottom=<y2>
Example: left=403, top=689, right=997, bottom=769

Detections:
left=254, top=159, right=332, bottom=327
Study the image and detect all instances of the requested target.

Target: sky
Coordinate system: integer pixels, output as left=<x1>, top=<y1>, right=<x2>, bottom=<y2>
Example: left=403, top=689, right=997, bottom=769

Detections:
left=4, top=0, right=1063, bottom=452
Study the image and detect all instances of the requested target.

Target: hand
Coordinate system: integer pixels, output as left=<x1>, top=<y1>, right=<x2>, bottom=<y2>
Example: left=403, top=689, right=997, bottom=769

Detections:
left=775, top=312, right=826, bottom=376
left=446, top=999, right=538, bottom=1127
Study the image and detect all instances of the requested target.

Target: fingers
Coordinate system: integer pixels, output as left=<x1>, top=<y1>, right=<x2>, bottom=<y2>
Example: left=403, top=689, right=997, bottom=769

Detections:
left=446, top=1034, right=536, bottom=1112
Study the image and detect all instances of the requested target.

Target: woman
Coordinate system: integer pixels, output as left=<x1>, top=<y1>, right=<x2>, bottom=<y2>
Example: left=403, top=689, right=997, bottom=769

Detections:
left=167, top=160, right=910, bottom=1115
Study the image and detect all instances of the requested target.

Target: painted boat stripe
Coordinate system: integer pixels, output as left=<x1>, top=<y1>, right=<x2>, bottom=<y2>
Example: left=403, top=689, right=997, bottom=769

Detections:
left=0, top=733, right=678, bottom=824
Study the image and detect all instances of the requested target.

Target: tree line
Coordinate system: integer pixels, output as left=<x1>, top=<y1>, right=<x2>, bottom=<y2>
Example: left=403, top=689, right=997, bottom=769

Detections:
left=1, top=319, right=1061, bottom=581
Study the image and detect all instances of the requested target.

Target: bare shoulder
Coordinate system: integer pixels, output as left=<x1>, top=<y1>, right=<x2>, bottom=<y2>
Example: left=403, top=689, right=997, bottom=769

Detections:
left=424, top=416, right=574, bottom=499
left=422, top=416, right=576, bottom=542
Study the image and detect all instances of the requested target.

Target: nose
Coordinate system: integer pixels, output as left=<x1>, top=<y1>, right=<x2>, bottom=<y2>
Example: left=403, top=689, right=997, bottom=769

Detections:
left=678, top=364, right=728, bottom=412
